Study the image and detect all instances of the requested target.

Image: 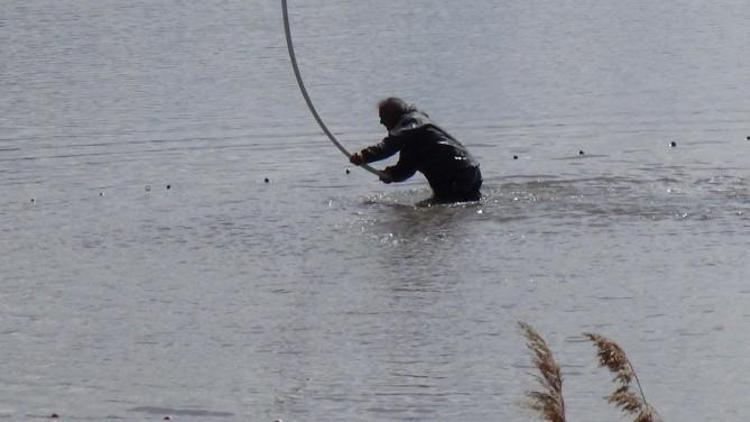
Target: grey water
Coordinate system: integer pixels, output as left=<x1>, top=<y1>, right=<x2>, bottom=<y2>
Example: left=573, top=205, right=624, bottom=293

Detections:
left=1, top=0, right=749, bottom=420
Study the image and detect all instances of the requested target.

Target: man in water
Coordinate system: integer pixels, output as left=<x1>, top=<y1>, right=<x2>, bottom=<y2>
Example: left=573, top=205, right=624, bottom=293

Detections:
left=350, top=97, right=482, bottom=204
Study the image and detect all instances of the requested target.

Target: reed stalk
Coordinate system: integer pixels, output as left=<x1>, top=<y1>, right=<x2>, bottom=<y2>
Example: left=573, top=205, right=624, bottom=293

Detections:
left=519, top=321, right=566, bottom=422
left=583, top=333, right=661, bottom=422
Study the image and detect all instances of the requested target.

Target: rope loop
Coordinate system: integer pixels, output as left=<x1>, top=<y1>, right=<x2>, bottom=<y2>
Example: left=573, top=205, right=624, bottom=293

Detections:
left=281, top=0, right=384, bottom=177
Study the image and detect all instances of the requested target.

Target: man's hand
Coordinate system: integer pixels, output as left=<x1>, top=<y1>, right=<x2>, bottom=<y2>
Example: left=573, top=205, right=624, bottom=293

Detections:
left=379, top=172, right=393, bottom=184
left=349, top=152, right=365, bottom=166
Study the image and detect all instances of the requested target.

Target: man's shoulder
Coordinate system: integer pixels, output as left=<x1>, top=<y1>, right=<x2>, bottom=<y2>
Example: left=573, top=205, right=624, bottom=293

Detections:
left=389, top=111, right=432, bottom=136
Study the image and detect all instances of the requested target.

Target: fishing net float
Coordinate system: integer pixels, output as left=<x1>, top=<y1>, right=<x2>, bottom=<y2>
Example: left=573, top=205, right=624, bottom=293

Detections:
left=281, top=0, right=384, bottom=178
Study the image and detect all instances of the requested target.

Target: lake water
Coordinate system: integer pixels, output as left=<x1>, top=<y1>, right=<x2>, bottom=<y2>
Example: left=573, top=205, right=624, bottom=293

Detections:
left=1, top=1, right=749, bottom=420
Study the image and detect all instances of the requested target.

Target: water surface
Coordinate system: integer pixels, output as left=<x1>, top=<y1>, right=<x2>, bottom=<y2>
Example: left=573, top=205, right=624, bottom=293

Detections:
left=1, top=1, right=749, bottom=420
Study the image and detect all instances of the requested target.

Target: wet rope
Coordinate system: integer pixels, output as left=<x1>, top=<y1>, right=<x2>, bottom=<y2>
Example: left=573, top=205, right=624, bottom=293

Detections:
left=281, top=0, right=383, bottom=177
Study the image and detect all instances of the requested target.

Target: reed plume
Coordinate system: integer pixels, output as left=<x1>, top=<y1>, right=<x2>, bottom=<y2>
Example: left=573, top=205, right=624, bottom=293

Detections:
left=519, top=321, right=566, bottom=422
left=584, top=333, right=661, bottom=422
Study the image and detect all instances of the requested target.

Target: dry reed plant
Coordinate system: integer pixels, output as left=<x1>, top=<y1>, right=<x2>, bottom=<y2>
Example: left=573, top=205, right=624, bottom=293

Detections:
left=519, top=321, right=566, bottom=422
left=583, top=333, right=661, bottom=422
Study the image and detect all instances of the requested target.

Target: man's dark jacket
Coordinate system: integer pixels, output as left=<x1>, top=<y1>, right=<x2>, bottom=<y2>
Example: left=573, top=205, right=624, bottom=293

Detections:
left=360, top=110, right=482, bottom=201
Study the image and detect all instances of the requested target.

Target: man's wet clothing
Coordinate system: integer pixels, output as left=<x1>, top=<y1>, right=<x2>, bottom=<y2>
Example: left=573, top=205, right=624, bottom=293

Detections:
left=360, top=110, right=482, bottom=203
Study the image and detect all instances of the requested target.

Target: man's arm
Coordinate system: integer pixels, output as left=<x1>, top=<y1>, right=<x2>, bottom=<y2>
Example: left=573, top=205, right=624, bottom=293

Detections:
left=350, top=136, right=401, bottom=165
left=381, top=155, right=417, bottom=183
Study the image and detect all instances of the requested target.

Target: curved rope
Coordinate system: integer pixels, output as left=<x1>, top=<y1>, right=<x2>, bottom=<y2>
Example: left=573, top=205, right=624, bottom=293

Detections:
left=281, top=0, right=383, bottom=177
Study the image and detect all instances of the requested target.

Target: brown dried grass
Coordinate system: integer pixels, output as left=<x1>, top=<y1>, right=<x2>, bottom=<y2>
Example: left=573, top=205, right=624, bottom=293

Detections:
left=584, top=333, right=662, bottom=422
left=519, top=321, right=566, bottom=422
